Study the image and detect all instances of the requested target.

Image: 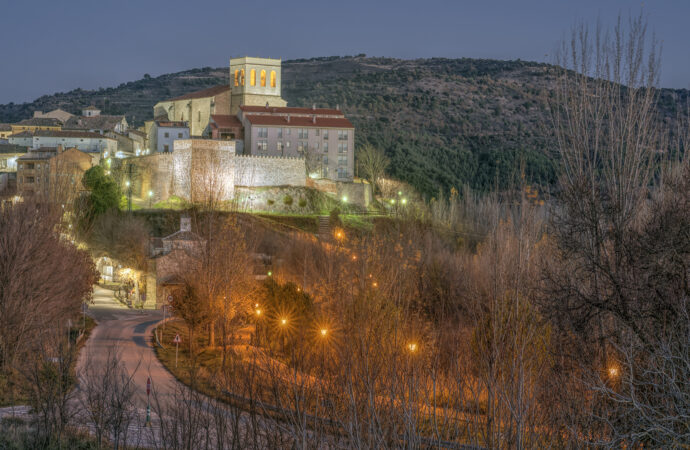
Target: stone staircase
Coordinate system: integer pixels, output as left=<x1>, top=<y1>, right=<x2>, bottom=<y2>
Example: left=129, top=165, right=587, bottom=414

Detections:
left=317, top=216, right=330, bottom=239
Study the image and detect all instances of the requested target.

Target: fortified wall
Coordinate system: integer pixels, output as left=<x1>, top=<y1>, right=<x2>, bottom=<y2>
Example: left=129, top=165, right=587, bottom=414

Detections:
left=234, top=155, right=305, bottom=187
left=126, top=139, right=305, bottom=203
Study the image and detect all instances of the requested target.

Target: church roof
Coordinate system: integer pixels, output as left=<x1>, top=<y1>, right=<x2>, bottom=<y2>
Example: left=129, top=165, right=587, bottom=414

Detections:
left=166, top=85, right=230, bottom=102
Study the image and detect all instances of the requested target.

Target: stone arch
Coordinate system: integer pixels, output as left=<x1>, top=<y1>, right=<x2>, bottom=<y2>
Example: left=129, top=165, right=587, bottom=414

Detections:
left=250, top=69, right=256, bottom=86
left=270, top=70, right=276, bottom=88
left=260, top=69, right=266, bottom=87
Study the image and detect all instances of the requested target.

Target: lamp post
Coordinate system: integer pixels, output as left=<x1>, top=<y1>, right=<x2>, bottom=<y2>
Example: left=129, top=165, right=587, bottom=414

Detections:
left=148, top=190, right=153, bottom=208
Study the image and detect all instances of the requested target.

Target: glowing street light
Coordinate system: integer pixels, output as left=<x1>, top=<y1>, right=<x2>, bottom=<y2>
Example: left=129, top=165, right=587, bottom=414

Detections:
left=125, top=180, right=130, bottom=187
left=407, top=343, right=418, bottom=353
left=342, top=195, right=348, bottom=203
left=320, top=328, right=328, bottom=337
left=401, top=198, right=407, bottom=205
left=148, top=190, right=153, bottom=197
left=267, top=271, right=273, bottom=277
left=255, top=308, right=262, bottom=316
left=608, top=366, right=619, bottom=378
left=280, top=318, right=288, bottom=326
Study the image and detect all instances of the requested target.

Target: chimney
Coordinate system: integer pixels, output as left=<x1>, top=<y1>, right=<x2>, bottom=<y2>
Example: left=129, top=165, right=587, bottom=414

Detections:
left=180, top=216, right=191, bottom=232
left=286, top=114, right=290, bottom=123
left=312, top=115, right=316, bottom=124
left=312, top=103, right=316, bottom=110
left=336, top=104, right=340, bottom=111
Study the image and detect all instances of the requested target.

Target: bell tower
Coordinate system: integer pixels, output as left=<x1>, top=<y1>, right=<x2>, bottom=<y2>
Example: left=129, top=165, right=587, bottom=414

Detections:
left=229, top=57, right=287, bottom=113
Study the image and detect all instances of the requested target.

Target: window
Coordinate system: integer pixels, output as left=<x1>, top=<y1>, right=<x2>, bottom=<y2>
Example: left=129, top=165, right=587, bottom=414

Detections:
left=297, top=141, right=307, bottom=153
left=286, top=128, right=291, bottom=136
left=286, top=141, right=291, bottom=148
left=277, top=141, right=284, bottom=152
left=163, top=145, right=169, bottom=152
left=260, top=69, right=266, bottom=87
left=322, top=155, right=328, bottom=165
left=27, top=176, right=35, bottom=183
left=323, top=142, right=329, bottom=153
left=277, top=128, right=283, bottom=139
left=314, top=142, right=319, bottom=150
left=298, top=129, right=308, bottom=139
left=270, top=70, right=276, bottom=87
left=240, top=69, right=245, bottom=86
left=177, top=133, right=183, bottom=138
left=338, top=130, right=349, bottom=140
left=323, top=130, right=329, bottom=140
left=234, top=70, right=239, bottom=87
left=338, top=142, right=348, bottom=153
left=198, top=111, right=201, bottom=122
left=257, top=140, right=267, bottom=152
left=315, top=129, right=320, bottom=136
left=338, top=167, right=347, bottom=179
left=338, top=155, right=347, bottom=165
left=257, top=127, right=268, bottom=138
left=164, top=132, right=169, bottom=138
left=27, top=163, right=34, bottom=170
left=250, top=69, right=256, bottom=86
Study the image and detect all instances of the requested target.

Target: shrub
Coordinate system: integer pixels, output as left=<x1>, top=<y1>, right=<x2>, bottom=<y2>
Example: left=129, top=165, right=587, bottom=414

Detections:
left=298, top=198, right=307, bottom=208
left=283, top=195, right=293, bottom=206
left=267, top=199, right=275, bottom=206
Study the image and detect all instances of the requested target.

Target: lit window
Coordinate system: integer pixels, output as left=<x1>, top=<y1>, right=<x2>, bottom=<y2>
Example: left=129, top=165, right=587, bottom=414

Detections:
left=286, top=141, right=291, bottom=148
left=260, top=70, right=266, bottom=87
left=234, top=70, right=239, bottom=87
left=270, top=71, right=276, bottom=87
left=277, top=142, right=283, bottom=151
left=250, top=69, right=256, bottom=86
left=240, top=69, right=245, bottom=86
left=257, top=140, right=267, bottom=151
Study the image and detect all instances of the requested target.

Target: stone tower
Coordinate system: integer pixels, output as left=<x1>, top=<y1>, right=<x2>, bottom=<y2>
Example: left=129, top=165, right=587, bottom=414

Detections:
left=229, top=57, right=287, bottom=113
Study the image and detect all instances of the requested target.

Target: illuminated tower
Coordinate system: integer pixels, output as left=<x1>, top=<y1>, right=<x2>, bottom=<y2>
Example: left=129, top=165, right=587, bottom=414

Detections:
left=229, top=57, right=287, bottom=113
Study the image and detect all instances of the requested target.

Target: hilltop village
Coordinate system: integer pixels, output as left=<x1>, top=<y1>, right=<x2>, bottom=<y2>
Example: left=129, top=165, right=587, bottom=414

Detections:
left=0, top=57, right=369, bottom=207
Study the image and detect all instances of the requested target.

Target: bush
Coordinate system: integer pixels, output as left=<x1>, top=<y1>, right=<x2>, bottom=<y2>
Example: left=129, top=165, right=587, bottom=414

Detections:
left=267, top=199, right=275, bottom=206
left=283, top=195, right=293, bottom=206
left=298, top=198, right=307, bottom=208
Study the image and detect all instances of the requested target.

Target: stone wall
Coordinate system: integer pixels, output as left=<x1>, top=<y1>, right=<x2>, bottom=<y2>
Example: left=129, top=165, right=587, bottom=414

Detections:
left=337, top=181, right=373, bottom=208
left=234, top=155, right=305, bottom=187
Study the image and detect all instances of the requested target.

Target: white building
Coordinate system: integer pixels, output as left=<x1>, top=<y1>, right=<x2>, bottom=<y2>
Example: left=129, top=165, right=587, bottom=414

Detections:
left=150, top=121, right=190, bottom=153
left=31, top=130, right=116, bottom=159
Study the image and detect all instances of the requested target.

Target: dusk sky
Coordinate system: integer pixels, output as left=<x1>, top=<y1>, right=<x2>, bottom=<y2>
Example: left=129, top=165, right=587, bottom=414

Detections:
left=1, top=0, right=688, bottom=104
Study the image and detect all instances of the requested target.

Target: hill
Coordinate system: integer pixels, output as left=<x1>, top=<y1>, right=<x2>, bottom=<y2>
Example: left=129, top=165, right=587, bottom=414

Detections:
left=1, top=56, right=687, bottom=197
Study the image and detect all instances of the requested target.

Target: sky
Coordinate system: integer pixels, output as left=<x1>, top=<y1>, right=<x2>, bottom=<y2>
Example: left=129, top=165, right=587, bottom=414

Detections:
left=1, top=0, right=688, bottom=104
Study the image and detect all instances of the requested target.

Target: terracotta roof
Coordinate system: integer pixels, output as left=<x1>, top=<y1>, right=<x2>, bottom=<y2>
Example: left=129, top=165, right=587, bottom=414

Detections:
left=0, top=144, right=27, bottom=154
left=167, top=85, right=230, bottom=102
left=210, top=114, right=242, bottom=128
left=0, top=124, right=11, bottom=131
left=239, top=105, right=343, bottom=116
left=63, top=115, right=125, bottom=132
left=16, top=117, right=63, bottom=127
left=244, top=115, right=354, bottom=128
left=17, top=147, right=58, bottom=160
left=156, top=121, right=188, bottom=128
left=33, top=130, right=115, bottom=140
left=128, top=129, right=147, bottom=138
left=9, top=131, right=33, bottom=138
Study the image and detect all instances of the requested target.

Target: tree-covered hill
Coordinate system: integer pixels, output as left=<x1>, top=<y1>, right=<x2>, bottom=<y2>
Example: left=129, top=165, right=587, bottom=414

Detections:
left=1, top=56, right=687, bottom=197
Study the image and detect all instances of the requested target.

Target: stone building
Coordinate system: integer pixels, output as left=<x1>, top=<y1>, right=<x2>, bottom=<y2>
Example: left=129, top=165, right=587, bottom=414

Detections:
left=10, top=118, right=62, bottom=134
left=16, top=145, right=93, bottom=199
left=63, top=114, right=128, bottom=134
left=153, top=85, right=231, bottom=137
left=0, top=124, right=12, bottom=141
left=229, top=57, right=287, bottom=113
left=82, top=106, right=101, bottom=117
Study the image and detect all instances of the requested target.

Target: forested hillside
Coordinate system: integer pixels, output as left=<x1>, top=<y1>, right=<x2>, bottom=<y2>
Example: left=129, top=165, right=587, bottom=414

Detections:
left=1, top=56, right=687, bottom=197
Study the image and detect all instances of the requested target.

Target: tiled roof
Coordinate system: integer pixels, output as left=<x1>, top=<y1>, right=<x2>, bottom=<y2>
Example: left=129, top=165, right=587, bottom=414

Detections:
left=128, top=129, right=147, bottom=138
left=166, top=85, right=230, bottom=102
left=0, top=144, right=27, bottom=154
left=63, top=115, right=125, bottom=132
left=34, top=130, right=115, bottom=140
left=156, top=121, right=188, bottom=128
left=239, top=105, right=343, bottom=116
left=244, top=115, right=354, bottom=128
left=9, top=131, right=34, bottom=138
left=210, top=114, right=242, bottom=128
left=16, top=117, right=63, bottom=127
left=17, top=147, right=58, bottom=160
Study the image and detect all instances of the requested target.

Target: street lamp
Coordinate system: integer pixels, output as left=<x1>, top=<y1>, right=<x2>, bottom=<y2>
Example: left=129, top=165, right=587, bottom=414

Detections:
left=281, top=318, right=288, bottom=326
left=407, top=342, right=418, bottom=353
left=320, top=328, right=328, bottom=337
left=148, top=190, right=153, bottom=208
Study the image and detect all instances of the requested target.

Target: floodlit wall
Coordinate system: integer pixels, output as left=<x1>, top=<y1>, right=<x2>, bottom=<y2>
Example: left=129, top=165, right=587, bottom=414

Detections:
left=234, top=155, right=305, bottom=187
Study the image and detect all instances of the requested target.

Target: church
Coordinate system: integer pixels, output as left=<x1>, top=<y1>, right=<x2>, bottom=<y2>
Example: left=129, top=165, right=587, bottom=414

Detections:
left=150, top=57, right=354, bottom=182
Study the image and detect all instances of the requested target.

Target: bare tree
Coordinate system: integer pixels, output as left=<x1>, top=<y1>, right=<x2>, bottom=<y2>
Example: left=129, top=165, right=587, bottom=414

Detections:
left=357, top=144, right=389, bottom=194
